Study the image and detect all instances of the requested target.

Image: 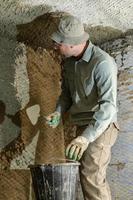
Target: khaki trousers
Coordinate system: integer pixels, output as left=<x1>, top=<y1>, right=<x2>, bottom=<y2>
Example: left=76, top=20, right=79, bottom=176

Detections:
left=76, top=123, right=119, bottom=200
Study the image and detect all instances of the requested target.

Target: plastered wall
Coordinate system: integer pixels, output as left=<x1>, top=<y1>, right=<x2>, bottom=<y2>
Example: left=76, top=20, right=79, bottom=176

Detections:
left=0, top=1, right=133, bottom=200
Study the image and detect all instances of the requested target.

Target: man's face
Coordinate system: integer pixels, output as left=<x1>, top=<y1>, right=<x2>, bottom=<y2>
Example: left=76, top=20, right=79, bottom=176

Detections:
left=53, top=41, right=74, bottom=58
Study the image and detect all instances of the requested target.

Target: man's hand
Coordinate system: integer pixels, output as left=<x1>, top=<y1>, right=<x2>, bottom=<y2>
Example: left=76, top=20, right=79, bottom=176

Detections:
left=45, top=111, right=61, bottom=128
left=66, top=136, right=89, bottom=161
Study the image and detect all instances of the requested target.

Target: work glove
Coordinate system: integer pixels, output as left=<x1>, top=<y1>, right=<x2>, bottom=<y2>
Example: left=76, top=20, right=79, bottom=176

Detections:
left=45, top=111, right=61, bottom=128
left=66, top=136, right=89, bottom=161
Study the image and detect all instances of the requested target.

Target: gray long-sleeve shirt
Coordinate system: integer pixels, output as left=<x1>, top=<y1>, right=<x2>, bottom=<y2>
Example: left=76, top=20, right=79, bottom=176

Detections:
left=56, top=41, right=118, bottom=142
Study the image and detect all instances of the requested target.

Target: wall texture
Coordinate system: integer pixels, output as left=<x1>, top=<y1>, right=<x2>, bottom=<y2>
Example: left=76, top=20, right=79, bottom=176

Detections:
left=0, top=1, right=133, bottom=200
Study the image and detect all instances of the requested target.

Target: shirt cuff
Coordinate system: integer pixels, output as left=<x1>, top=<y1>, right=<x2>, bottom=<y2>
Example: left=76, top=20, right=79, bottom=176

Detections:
left=82, top=123, right=109, bottom=143
left=55, top=105, right=62, bottom=114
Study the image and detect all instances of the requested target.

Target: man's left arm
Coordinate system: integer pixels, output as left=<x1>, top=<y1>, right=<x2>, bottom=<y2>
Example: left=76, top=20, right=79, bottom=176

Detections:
left=82, top=59, right=118, bottom=142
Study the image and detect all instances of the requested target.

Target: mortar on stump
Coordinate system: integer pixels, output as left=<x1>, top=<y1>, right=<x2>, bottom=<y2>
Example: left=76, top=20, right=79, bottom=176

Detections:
left=29, top=161, right=80, bottom=200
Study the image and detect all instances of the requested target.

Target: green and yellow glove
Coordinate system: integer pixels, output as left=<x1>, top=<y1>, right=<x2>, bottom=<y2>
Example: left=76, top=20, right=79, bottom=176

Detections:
left=66, top=136, right=89, bottom=161
left=45, top=111, right=61, bottom=128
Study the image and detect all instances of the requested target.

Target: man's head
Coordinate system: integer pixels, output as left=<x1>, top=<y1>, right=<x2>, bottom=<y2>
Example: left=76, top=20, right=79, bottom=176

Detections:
left=51, top=15, right=89, bottom=57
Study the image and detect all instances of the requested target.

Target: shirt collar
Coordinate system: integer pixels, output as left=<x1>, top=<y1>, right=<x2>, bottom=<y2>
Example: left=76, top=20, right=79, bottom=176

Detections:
left=81, top=41, right=94, bottom=62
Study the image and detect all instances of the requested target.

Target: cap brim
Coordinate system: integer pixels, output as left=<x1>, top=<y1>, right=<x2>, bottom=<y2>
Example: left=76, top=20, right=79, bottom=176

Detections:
left=51, top=31, right=89, bottom=45
left=51, top=32, right=64, bottom=44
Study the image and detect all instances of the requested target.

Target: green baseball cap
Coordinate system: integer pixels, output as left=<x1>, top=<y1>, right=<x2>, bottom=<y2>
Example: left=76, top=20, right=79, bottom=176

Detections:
left=51, top=15, right=89, bottom=45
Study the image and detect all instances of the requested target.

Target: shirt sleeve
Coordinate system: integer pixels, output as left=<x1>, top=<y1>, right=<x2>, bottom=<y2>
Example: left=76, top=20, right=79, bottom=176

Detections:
left=55, top=68, right=72, bottom=115
left=82, top=60, right=118, bottom=142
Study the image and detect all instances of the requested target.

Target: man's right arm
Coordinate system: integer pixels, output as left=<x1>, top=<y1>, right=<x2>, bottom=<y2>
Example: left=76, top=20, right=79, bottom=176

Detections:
left=45, top=67, right=72, bottom=128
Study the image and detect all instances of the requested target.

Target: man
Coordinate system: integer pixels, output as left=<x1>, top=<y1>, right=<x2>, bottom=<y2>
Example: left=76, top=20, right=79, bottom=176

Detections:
left=46, top=15, right=119, bottom=200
